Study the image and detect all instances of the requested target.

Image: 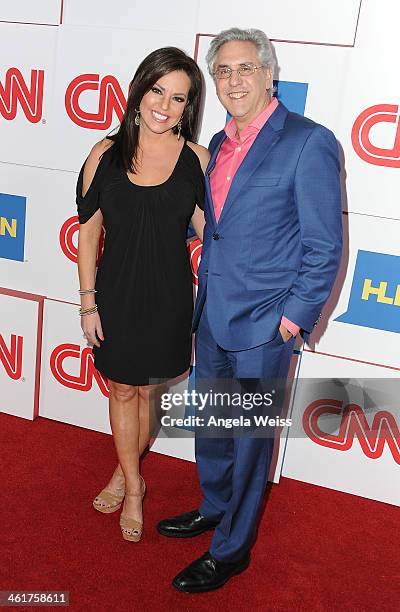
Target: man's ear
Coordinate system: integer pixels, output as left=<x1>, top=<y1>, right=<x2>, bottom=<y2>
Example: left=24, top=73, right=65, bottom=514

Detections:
left=265, top=67, right=273, bottom=90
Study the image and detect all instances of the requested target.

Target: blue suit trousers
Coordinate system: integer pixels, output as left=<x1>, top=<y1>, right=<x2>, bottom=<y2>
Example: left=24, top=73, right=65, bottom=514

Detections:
left=195, top=308, right=295, bottom=561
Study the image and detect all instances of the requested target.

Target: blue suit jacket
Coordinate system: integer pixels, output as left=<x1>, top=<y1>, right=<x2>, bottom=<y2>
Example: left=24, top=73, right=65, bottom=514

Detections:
left=192, top=102, right=343, bottom=351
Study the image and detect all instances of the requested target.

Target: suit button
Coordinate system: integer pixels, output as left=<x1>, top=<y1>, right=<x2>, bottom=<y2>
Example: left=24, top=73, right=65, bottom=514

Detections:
left=212, top=232, right=220, bottom=240
left=313, top=313, right=322, bottom=327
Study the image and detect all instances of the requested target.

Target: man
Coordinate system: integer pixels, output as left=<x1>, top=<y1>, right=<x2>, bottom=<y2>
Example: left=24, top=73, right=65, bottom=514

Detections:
left=158, top=27, right=343, bottom=592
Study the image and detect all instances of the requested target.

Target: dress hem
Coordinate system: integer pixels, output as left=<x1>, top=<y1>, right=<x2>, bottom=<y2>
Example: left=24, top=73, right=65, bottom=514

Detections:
left=95, top=364, right=191, bottom=387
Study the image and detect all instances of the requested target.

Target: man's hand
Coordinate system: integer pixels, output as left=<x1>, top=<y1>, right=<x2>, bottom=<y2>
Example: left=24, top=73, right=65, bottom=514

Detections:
left=279, top=324, right=293, bottom=343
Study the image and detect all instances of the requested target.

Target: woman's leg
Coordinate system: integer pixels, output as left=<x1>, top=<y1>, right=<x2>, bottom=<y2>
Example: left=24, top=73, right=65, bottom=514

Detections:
left=99, top=382, right=166, bottom=501
left=138, top=385, right=151, bottom=455
left=108, top=381, right=142, bottom=522
left=138, top=382, right=167, bottom=452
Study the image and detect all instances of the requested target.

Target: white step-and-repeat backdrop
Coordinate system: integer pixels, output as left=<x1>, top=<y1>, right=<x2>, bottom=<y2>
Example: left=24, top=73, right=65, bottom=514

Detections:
left=0, top=0, right=399, bottom=504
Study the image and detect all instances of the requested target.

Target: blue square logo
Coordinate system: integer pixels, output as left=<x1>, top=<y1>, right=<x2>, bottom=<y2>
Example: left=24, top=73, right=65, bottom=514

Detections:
left=0, top=193, right=27, bottom=262
left=274, top=80, right=308, bottom=116
left=226, top=80, right=308, bottom=123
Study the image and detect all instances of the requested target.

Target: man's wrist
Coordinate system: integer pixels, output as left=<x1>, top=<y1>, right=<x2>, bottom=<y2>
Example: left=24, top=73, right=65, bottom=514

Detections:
left=281, top=316, right=300, bottom=337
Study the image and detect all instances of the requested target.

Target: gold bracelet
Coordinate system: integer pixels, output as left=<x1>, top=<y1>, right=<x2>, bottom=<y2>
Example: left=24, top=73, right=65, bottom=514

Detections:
left=79, top=289, right=97, bottom=295
left=79, top=305, right=98, bottom=316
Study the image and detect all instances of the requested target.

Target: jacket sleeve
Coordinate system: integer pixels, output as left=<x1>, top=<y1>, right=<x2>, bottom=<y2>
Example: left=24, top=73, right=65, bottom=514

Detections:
left=282, top=125, right=343, bottom=332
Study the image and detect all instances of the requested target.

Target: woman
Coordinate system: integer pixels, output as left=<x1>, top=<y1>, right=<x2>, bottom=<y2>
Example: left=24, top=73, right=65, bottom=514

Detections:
left=76, top=47, right=209, bottom=542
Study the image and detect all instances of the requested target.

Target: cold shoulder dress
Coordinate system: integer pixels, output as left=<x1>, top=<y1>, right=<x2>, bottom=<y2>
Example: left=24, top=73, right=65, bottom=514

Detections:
left=76, top=142, right=204, bottom=385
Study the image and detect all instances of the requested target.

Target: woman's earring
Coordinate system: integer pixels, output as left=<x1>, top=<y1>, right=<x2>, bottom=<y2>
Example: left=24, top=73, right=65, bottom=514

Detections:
left=177, top=118, right=183, bottom=140
left=134, top=108, right=140, bottom=126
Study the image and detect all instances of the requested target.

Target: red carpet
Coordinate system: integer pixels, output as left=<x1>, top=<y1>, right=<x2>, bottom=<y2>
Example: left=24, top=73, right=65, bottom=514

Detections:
left=1, top=413, right=398, bottom=612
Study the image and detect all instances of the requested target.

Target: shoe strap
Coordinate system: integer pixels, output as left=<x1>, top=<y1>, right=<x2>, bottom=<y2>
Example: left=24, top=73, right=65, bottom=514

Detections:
left=95, top=489, right=124, bottom=504
left=120, top=515, right=142, bottom=530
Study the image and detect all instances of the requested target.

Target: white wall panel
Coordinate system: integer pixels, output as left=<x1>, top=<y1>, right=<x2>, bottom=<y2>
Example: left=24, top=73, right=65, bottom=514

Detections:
left=0, top=0, right=62, bottom=25
left=0, top=163, right=79, bottom=301
left=52, top=26, right=194, bottom=171
left=337, top=49, right=400, bottom=218
left=273, top=42, right=350, bottom=133
left=283, top=350, right=400, bottom=506
left=197, top=0, right=361, bottom=45
left=0, top=290, right=43, bottom=420
left=0, top=24, right=57, bottom=166
left=311, top=214, right=400, bottom=369
left=63, top=0, right=198, bottom=33
left=39, top=299, right=110, bottom=432
left=355, top=0, right=399, bottom=52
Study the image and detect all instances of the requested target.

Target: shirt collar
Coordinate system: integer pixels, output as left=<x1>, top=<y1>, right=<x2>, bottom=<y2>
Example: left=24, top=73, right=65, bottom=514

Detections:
left=224, top=97, right=279, bottom=143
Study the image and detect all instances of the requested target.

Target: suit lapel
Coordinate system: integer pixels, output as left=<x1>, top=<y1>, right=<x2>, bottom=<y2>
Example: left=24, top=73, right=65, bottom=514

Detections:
left=205, top=131, right=226, bottom=227
left=204, top=102, right=289, bottom=227
left=217, top=125, right=280, bottom=224
left=217, top=102, right=289, bottom=225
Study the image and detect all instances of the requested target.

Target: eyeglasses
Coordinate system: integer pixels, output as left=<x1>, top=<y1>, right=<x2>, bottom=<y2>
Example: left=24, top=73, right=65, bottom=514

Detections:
left=213, top=65, right=265, bottom=79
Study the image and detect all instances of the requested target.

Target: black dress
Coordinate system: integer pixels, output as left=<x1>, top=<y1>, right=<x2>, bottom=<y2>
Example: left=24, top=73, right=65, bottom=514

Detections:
left=76, top=142, right=204, bottom=385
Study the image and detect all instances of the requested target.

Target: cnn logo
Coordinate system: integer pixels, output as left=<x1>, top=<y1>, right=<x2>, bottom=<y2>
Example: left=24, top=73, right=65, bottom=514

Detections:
left=59, top=216, right=104, bottom=264
left=50, top=343, right=109, bottom=398
left=0, top=68, right=44, bottom=123
left=352, top=104, right=400, bottom=168
left=303, top=398, right=400, bottom=465
left=65, top=73, right=127, bottom=130
left=188, top=238, right=202, bottom=287
left=0, top=333, right=23, bottom=380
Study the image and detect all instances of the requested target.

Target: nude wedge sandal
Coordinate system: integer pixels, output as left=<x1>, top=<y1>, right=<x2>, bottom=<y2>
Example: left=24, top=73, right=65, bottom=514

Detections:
left=120, top=476, right=146, bottom=542
left=93, top=486, right=125, bottom=514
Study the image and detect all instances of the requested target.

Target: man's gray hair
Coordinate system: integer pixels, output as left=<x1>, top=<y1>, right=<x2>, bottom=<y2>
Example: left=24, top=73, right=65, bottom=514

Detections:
left=206, top=27, right=277, bottom=93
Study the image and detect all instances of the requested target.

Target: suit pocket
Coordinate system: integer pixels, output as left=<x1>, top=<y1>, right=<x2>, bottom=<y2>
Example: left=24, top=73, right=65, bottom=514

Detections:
left=247, top=176, right=281, bottom=187
left=245, top=269, right=297, bottom=290
left=270, top=328, right=285, bottom=346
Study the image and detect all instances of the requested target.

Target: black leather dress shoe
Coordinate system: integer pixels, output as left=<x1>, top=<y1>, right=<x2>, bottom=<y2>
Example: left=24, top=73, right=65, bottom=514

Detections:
left=172, top=551, right=250, bottom=592
left=157, top=509, right=219, bottom=538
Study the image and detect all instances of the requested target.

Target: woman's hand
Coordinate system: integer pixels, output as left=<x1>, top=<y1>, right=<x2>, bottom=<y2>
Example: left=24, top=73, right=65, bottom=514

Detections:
left=190, top=205, right=205, bottom=242
left=81, top=311, right=104, bottom=348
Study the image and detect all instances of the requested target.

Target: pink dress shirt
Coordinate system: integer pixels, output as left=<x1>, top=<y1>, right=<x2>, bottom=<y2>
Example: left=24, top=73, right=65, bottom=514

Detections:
left=210, top=98, right=300, bottom=337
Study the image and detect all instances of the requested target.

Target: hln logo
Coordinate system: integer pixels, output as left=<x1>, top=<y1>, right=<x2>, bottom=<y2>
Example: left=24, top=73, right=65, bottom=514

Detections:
left=335, top=250, right=400, bottom=333
left=0, top=193, right=26, bottom=262
left=0, top=216, right=17, bottom=237
left=361, top=279, right=400, bottom=305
